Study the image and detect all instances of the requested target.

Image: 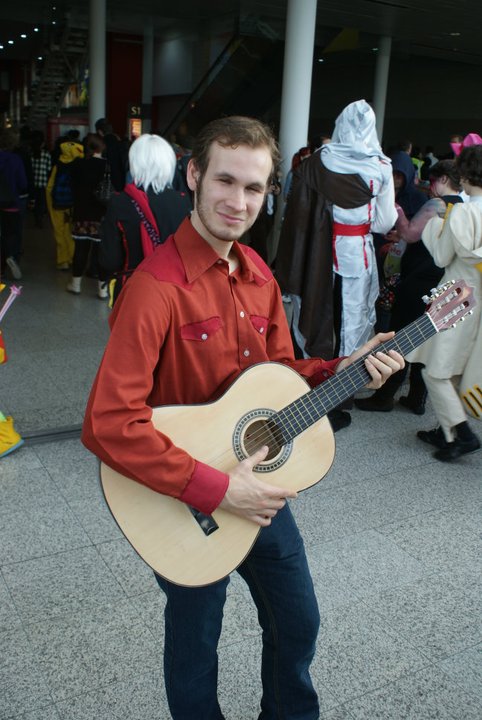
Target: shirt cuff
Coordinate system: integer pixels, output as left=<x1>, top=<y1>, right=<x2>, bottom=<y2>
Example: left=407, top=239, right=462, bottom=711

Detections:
left=308, top=357, right=345, bottom=387
left=179, top=461, right=229, bottom=515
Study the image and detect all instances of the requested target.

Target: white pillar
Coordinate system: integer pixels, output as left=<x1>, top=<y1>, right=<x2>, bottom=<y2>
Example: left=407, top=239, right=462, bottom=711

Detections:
left=372, top=35, right=392, bottom=143
left=278, top=0, right=317, bottom=177
left=142, top=23, right=154, bottom=133
left=272, top=0, right=317, bottom=260
left=89, top=0, right=106, bottom=131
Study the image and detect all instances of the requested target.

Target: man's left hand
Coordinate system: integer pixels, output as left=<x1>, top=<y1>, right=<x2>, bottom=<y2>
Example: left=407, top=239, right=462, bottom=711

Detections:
left=336, top=332, right=404, bottom=389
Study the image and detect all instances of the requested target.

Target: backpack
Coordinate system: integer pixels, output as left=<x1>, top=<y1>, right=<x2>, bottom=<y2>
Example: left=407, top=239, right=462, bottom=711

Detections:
left=94, top=163, right=115, bottom=205
left=52, top=163, right=74, bottom=209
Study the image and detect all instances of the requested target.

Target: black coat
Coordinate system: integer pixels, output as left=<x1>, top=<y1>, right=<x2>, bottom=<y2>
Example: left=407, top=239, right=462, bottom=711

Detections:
left=276, top=153, right=373, bottom=358
left=99, top=186, right=193, bottom=301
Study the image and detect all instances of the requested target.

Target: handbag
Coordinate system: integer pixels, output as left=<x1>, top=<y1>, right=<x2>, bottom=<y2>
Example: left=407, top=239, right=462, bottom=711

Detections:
left=94, top=163, right=115, bottom=205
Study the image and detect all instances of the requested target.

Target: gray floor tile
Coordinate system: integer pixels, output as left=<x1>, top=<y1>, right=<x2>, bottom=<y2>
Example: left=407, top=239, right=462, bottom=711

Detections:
left=24, top=600, right=161, bottom=702
left=0, top=628, right=53, bottom=718
left=127, top=589, right=166, bottom=641
left=9, top=706, right=61, bottom=720
left=343, top=664, right=482, bottom=719
left=218, top=636, right=263, bottom=719
left=0, top=573, right=22, bottom=633
left=66, top=494, right=123, bottom=543
left=292, top=463, right=456, bottom=545
left=219, top=578, right=261, bottom=647
left=362, top=574, right=482, bottom=661
left=96, top=538, right=159, bottom=596
left=55, top=671, right=168, bottom=720
left=377, top=508, right=482, bottom=575
left=12, top=404, right=85, bottom=435
left=2, top=546, right=124, bottom=624
left=307, top=529, right=426, bottom=603
left=320, top=708, right=356, bottom=720
left=438, top=644, right=482, bottom=703
left=0, top=446, right=43, bottom=478
left=312, top=601, right=428, bottom=704
left=0, top=469, right=91, bottom=565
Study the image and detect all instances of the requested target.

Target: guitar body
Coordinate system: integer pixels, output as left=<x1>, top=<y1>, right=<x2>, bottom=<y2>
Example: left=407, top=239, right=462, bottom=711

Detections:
left=101, top=362, right=335, bottom=586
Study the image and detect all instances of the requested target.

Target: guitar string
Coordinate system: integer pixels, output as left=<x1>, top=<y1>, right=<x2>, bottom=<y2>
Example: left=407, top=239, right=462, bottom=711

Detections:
left=201, top=291, right=465, bottom=464
left=197, top=313, right=441, bottom=469
left=187, top=293, right=466, bottom=467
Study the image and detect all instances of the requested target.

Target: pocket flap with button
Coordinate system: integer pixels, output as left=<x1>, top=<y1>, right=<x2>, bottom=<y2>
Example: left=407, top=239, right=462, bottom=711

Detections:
left=250, top=315, right=269, bottom=335
left=180, top=317, right=223, bottom=341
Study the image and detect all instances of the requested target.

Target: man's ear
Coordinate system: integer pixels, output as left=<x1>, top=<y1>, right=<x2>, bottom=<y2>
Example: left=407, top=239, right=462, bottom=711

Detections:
left=187, top=159, right=200, bottom=192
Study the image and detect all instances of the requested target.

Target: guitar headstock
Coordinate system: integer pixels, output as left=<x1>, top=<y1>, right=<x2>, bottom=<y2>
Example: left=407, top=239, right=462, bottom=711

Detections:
left=424, top=279, right=476, bottom=333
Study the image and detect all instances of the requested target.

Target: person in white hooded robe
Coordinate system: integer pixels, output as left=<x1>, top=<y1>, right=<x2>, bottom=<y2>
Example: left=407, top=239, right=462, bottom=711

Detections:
left=321, top=99, right=397, bottom=357
left=276, top=100, right=397, bottom=429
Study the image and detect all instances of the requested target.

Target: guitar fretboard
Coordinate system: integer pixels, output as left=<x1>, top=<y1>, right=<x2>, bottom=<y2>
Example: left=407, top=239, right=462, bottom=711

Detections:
left=275, top=312, right=436, bottom=442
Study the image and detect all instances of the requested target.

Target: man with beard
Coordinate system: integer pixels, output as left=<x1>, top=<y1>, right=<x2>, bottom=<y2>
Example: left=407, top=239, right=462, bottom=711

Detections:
left=82, top=116, right=403, bottom=720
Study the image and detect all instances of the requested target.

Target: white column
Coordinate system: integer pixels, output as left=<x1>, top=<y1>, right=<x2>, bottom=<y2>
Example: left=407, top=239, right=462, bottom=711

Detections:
left=142, top=23, right=154, bottom=133
left=89, top=0, right=106, bottom=131
left=272, top=0, right=317, bottom=260
left=372, top=35, right=392, bottom=142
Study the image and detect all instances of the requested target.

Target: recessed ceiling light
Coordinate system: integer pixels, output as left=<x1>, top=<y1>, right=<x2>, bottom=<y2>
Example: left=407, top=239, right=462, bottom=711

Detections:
left=21, top=34, right=27, bottom=38
left=8, top=40, right=14, bottom=45
left=450, top=32, right=461, bottom=37
left=34, top=27, right=39, bottom=32
left=318, top=58, right=324, bottom=62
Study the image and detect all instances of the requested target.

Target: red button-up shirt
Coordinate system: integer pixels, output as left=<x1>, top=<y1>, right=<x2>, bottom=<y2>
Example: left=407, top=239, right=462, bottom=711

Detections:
left=82, top=218, right=341, bottom=514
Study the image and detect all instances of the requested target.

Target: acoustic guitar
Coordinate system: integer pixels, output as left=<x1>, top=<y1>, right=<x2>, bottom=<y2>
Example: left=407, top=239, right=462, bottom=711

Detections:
left=101, top=280, right=475, bottom=586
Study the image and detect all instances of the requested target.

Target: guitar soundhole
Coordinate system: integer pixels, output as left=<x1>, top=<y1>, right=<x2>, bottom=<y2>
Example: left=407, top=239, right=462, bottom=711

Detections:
left=243, top=419, right=284, bottom=461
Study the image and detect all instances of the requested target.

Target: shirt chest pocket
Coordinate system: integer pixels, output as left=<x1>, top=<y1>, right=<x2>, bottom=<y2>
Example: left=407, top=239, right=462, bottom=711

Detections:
left=180, top=316, right=224, bottom=342
left=249, top=315, right=269, bottom=337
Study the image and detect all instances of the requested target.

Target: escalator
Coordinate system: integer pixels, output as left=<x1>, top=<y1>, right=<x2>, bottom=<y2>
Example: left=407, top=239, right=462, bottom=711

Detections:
left=163, top=34, right=284, bottom=139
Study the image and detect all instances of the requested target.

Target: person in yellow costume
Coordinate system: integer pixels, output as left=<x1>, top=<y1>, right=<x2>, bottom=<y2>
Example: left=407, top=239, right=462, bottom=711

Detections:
left=0, top=282, right=24, bottom=458
left=46, top=139, right=84, bottom=270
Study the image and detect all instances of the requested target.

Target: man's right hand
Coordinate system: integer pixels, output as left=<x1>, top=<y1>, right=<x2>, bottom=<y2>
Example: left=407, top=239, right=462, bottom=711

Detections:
left=218, top=446, right=297, bottom=527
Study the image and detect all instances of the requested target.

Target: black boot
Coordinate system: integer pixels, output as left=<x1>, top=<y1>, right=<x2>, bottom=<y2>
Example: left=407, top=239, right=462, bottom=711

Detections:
left=433, top=421, right=480, bottom=461
left=399, top=390, right=427, bottom=415
left=417, top=427, right=448, bottom=449
left=328, top=409, right=351, bottom=432
left=354, top=364, right=407, bottom=413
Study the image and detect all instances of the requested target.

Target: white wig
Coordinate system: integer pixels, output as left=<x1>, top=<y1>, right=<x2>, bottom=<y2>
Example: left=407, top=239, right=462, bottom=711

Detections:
left=128, top=134, right=177, bottom=194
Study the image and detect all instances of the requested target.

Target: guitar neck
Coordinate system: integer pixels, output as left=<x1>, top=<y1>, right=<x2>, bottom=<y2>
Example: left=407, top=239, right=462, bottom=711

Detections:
left=276, top=312, right=437, bottom=442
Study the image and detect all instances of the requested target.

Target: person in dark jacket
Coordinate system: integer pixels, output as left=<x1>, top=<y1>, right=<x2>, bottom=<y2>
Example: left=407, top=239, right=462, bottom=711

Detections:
left=67, top=133, right=108, bottom=298
left=0, top=128, right=28, bottom=280
left=99, top=133, right=193, bottom=304
left=95, top=118, right=127, bottom=192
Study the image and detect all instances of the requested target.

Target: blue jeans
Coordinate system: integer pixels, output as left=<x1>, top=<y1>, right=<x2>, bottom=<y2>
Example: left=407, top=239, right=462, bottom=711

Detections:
left=155, top=505, right=320, bottom=720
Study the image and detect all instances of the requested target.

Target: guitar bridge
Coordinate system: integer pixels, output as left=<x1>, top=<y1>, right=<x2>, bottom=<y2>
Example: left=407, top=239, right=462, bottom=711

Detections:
left=188, top=506, right=219, bottom=536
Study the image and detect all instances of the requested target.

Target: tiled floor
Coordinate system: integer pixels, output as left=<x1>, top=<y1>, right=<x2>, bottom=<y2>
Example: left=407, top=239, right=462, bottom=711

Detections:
left=1, top=216, right=481, bottom=719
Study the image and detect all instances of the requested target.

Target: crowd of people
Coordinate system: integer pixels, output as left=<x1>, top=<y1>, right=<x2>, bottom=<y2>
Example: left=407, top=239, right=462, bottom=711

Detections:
left=1, top=109, right=481, bottom=457
left=276, top=105, right=481, bottom=457
left=1, top=106, right=481, bottom=717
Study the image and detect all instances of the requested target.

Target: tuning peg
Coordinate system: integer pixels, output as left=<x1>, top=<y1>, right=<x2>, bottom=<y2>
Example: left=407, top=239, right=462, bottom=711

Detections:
left=430, top=287, right=438, bottom=296
left=422, top=294, right=431, bottom=304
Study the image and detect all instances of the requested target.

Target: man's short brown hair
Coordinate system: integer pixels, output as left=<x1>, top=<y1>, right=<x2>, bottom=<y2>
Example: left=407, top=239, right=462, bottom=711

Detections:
left=190, top=116, right=280, bottom=184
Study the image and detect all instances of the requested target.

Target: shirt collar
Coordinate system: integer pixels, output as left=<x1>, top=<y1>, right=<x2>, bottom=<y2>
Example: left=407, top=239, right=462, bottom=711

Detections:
left=174, top=217, right=271, bottom=285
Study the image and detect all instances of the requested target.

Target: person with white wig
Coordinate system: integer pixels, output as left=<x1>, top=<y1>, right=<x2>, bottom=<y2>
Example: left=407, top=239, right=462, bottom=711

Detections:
left=99, top=133, right=193, bottom=303
left=276, top=99, right=397, bottom=428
